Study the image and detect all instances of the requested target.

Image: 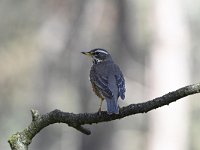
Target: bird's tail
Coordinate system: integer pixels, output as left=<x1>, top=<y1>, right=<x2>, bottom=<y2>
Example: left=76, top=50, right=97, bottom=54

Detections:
left=106, top=98, right=119, bottom=114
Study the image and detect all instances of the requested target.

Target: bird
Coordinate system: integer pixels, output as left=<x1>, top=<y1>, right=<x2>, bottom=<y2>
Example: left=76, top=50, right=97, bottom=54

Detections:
left=81, top=48, right=125, bottom=114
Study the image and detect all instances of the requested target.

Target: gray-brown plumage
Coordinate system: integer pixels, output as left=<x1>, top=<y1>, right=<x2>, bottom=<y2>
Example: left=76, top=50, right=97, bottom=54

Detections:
left=82, top=48, right=125, bottom=114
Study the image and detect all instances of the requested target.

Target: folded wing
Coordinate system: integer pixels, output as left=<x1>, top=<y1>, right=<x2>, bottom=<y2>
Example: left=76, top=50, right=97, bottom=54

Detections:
left=115, top=74, right=126, bottom=100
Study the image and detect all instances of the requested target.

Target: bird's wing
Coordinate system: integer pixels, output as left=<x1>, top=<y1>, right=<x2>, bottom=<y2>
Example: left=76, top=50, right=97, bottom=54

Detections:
left=115, top=74, right=126, bottom=100
left=94, top=75, right=114, bottom=99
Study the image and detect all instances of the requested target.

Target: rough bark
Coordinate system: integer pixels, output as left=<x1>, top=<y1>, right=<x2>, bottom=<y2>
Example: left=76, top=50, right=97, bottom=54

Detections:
left=8, top=83, right=200, bottom=150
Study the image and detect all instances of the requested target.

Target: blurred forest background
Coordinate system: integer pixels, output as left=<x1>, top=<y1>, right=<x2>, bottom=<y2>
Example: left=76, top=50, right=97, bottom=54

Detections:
left=1, top=0, right=200, bottom=150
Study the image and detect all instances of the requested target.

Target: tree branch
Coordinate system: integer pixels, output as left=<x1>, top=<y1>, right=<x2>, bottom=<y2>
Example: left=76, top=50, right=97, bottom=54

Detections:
left=8, top=83, right=200, bottom=150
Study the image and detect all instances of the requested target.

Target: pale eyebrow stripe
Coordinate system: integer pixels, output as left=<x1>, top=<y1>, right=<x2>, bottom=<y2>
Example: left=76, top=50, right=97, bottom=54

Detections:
left=96, top=50, right=108, bottom=54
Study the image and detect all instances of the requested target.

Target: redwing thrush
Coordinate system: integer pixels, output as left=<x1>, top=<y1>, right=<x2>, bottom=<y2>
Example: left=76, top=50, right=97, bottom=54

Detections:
left=82, top=48, right=125, bottom=114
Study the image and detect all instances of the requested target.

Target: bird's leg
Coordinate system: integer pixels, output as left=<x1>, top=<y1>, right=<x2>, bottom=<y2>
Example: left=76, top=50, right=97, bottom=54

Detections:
left=98, top=98, right=104, bottom=115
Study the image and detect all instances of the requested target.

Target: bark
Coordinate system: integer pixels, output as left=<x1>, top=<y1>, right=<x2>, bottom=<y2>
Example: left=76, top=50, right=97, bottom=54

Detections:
left=8, top=83, right=200, bottom=150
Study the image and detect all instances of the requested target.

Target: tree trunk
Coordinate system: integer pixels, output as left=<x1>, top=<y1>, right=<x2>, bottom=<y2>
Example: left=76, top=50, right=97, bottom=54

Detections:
left=147, top=0, right=191, bottom=150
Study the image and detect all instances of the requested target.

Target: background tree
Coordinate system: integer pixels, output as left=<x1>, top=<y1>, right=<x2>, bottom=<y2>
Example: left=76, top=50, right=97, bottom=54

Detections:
left=0, top=0, right=200, bottom=150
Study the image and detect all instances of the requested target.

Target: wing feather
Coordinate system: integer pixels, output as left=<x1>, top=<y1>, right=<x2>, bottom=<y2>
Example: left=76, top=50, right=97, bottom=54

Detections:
left=115, top=74, right=126, bottom=100
left=94, top=75, right=113, bottom=98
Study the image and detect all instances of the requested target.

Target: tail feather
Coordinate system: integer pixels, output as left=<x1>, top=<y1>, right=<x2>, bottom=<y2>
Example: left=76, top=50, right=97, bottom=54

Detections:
left=106, top=98, right=119, bottom=114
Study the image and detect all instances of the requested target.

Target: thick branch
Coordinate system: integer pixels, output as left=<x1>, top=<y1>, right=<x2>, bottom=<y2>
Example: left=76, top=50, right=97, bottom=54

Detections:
left=8, top=83, right=200, bottom=150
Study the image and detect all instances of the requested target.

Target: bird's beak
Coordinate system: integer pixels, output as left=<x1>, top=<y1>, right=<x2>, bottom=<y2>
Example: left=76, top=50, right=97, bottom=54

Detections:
left=81, top=51, right=92, bottom=57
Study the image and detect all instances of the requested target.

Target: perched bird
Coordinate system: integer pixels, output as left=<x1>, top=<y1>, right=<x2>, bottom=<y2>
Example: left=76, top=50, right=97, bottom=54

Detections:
left=81, top=48, right=125, bottom=114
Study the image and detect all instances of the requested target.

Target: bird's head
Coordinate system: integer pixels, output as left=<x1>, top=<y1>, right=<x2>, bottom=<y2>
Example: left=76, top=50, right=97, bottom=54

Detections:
left=81, top=48, right=112, bottom=64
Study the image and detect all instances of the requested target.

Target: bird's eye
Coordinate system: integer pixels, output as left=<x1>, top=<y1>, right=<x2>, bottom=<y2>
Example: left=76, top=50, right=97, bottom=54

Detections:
left=95, top=52, right=100, bottom=55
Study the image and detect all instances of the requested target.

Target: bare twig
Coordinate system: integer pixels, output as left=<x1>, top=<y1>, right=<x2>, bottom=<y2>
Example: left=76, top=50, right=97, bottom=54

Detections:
left=8, top=83, right=200, bottom=150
